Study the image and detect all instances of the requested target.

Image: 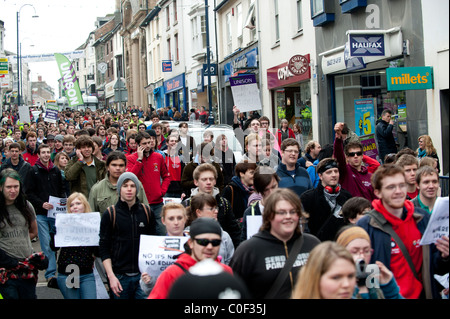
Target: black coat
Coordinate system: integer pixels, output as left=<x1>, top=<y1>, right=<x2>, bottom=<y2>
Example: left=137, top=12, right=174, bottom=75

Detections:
left=375, top=119, right=397, bottom=158
left=300, top=183, right=353, bottom=239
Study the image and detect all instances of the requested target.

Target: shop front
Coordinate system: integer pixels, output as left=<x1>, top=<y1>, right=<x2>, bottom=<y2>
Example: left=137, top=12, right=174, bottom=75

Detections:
left=267, top=54, right=313, bottom=145
left=164, top=73, right=187, bottom=112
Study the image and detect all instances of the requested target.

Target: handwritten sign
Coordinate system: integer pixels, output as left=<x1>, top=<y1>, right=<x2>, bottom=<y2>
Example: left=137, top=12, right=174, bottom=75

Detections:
left=138, top=235, right=188, bottom=278
left=246, top=215, right=263, bottom=240
left=230, top=74, right=262, bottom=113
left=420, top=197, right=449, bottom=245
left=55, top=212, right=101, bottom=247
left=48, top=196, right=67, bottom=218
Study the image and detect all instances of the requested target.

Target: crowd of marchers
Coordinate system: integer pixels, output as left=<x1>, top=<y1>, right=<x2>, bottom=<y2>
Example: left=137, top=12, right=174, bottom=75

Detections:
left=0, top=104, right=448, bottom=300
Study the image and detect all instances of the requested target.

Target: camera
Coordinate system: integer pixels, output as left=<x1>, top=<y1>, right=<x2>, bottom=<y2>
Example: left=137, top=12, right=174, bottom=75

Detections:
left=355, top=259, right=368, bottom=287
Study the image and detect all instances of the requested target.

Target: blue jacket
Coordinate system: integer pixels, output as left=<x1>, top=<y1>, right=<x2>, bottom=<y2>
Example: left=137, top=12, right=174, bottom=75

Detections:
left=357, top=207, right=449, bottom=299
left=276, top=162, right=312, bottom=197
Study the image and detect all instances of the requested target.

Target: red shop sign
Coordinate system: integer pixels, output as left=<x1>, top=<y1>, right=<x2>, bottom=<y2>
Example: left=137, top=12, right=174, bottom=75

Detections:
left=267, top=54, right=310, bottom=90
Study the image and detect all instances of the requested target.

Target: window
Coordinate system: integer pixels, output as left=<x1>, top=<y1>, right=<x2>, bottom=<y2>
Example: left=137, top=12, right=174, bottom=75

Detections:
left=167, top=38, right=172, bottom=61
left=236, top=3, right=243, bottom=47
left=200, top=15, right=207, bottom=49
left=173, top=0, right=178, bottom=24
left=274, top=0, right=280, bottom=42
left=174, top=33, right=179, bottom=62
left=226, top=12, right=232, bottom=55
left=311, top=0, right=324, bottom=17
left=166, top=6, right=170, bottom=29
left=297, top=0, right=303, bottom=32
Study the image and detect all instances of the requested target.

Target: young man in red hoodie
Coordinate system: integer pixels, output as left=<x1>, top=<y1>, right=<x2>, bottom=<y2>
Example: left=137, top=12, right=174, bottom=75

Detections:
left=148, top=218, right=232, bottom=299
left=357, top=164, right=449, bottom=299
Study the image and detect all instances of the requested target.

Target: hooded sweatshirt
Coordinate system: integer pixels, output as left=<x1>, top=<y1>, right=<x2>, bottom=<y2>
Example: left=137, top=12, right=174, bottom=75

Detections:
left=371, top=199, right=423, bottom=299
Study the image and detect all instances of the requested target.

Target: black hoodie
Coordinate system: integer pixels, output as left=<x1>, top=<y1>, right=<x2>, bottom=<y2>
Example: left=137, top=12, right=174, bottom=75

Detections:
left=230, top=230, right=320, bottom=299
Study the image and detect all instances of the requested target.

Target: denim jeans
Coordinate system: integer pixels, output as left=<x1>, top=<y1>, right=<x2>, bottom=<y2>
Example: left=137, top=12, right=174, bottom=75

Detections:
left=0, top=278, right=36, bottom=299
left=150, top=202, right=166, bottom=235
left=36, top=214, right=57, bottom=279
left=113, top=274, right=147, bottom=299
left=57, top=273, right=97, bottom=299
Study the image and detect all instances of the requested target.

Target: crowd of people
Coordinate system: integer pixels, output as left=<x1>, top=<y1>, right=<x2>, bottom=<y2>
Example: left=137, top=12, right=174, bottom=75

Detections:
left=0, top=104, right=448, bottom=301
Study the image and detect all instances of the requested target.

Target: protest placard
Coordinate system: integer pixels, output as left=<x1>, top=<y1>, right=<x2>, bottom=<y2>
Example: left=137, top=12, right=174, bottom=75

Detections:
left=420, top=197, right=449, bottom=245
left=44, top=103, right=59, bottom=123
left=54, top=212, right=101, bottom=247
left=138, top=235, right=188, bottom=279
left=246, top=215, right=263, bottom=240
left=230, top=74, right=262, bottom=113
left=48, top=196, right=67, bottom=218
left=163, top=197, right=182, bottom=205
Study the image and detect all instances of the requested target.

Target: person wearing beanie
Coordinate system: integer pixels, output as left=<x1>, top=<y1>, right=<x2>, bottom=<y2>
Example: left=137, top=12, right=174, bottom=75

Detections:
left=336, top=225, right=403, bottom=299
left=148, top=218, right=234, bottom=299
left=50, top=134, right=65, bottom=162
left=126, top=131, right=170, bottom=235
left=99, top=171, right=157, bottom=299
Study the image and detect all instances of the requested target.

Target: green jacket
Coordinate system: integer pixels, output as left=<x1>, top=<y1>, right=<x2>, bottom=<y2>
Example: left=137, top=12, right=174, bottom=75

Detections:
left=65, top=156, right=106, bottom=198
left=88, top=175, right=149, bottom=215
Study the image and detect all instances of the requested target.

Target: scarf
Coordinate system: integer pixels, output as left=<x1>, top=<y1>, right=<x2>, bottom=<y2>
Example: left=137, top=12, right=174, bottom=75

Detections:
left=35, top=158, right=54, bottom=172
left=323, top=186, right=342, bottom=218
left=417, top=148, right=427, bottom=159
left=0, top=252, right=46, bottom=284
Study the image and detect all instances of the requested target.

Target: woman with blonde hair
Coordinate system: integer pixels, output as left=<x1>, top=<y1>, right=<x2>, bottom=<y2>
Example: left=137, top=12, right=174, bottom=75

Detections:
left=54, top=151, right=71, bottom=197
left=417, top=135, right=440, bottom=173
left=292, top=241, right=356, bottom=299
left=54, top=192, right=98, bottom=299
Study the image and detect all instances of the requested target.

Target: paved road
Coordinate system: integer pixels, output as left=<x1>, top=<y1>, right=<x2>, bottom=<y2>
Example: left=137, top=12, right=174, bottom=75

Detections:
left=32, top=238, right=63, bottom=299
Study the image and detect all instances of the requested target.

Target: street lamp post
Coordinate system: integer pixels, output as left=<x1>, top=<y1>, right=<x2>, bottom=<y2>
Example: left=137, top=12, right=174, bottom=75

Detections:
left=16, top=4, right=38, bottom=107
left=205, top=0, right=214, bottom=125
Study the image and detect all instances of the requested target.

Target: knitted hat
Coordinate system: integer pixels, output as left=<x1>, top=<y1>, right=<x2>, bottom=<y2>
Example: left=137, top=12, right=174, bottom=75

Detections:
left=145, top=129, right=157, bottom=138
left=167, top=259, right=249, bottom=299
left=190, top=217, right=222, bottom=238
left=116, top=172, right=140, bottom=195
left=336, top=226, right=371, bottom=248
left=55, top=134, right=64, bottom=142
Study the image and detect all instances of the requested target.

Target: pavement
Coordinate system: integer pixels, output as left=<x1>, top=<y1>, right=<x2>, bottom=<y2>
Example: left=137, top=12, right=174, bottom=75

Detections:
left=32, top=237, right=64, bottom=299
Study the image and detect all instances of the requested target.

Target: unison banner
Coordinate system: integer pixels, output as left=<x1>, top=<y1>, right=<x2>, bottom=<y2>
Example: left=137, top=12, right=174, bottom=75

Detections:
left=54, top=53, right=83, bottom=108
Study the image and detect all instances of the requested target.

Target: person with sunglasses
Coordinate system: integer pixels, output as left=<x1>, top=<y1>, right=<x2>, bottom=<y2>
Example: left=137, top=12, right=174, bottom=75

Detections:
left=333, top=122, right=377, bottom=202
left=148, top=217, right=233, bottom=299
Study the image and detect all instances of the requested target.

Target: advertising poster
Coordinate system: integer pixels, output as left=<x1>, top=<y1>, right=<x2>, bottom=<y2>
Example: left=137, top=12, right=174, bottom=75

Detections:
left=354, top=98, right=376, bottom=136
left=360, top=134, right=379, bottom=160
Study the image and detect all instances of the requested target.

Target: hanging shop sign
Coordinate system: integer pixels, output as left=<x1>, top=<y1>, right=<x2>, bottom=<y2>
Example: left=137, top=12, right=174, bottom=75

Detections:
left=386, top=66, right=433, bottom=91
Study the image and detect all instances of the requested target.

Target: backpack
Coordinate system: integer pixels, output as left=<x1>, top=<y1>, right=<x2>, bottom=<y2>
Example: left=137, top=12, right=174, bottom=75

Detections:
left=106, top=203, right=151, bottom=230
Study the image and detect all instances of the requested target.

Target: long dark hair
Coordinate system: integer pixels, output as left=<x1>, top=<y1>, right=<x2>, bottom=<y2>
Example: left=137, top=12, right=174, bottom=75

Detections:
left=0, top=169, right=34, bottom=228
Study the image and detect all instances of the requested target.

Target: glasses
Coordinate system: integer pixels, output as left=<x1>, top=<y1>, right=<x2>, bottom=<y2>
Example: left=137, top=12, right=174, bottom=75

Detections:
left=260, top=122, right=269, bottom=126
left=201, top=207, right=218, bottom=212
left=194, top=238, right=222, bottom=247
left=350, top=248, right=373, bottom=257
left=284, top=149, right=299, bottom=154
left=275, top=210, right=299, bottom=217
left=348, top=151, right=363, bottom=157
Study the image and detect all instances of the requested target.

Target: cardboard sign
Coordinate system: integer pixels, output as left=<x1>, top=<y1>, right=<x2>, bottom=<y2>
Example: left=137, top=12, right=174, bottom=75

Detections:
left=230, top=74, right=262, bottom=112
left=48, top=196, right=67, bottom=218
left=138, top=235, right=188, bottom=278
left=420, top=197, right=449, bottom=245
left=55, top=212, right=101, bottom=247
left=246, top=215, right=263, bottom=240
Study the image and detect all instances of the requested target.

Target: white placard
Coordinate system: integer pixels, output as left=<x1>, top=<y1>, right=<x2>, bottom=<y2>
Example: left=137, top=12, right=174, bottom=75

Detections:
left=55, top=212, right=101, bottom=247
left=18, top=105, right=31, bottom=124
left=163, top=197, right=182, bottom=205
left=246, top=215, right=263, bottom=240
left=230, top=74, right=262, bottom=113
left=48, top=196, right=67, bottom=218
left=420, top=197, right=449, bottom=245
left=138, top=235, right=188, bottom=279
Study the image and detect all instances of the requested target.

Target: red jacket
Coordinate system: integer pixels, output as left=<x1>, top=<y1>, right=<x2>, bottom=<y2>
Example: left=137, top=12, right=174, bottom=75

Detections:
left=23, top=151, right=39, bottom=166
left=126, top=151, right=170, bottom=205
left=148, top=253, right=233, bottom=299
left=277, top=128, right=295, bottom=147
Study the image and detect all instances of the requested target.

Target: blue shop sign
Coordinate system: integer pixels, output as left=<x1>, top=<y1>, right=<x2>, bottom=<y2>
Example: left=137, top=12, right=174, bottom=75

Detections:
left=349, top=34, right=385, bottom=57
left=164, top=73, right=185, bottom=94
left=224, top=47, right=258, bottom=82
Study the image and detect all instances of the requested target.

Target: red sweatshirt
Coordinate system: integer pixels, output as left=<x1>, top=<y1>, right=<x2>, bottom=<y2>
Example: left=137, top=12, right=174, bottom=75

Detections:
left=372, top=199, right=423, bottom=299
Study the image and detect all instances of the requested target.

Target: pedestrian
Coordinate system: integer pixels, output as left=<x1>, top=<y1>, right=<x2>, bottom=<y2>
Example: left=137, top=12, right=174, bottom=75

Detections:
left=375, top=109, right=397, bottom=163
left=341, top=197, right=371, bottom=225
left=24, top=143, right=65, bottom=288
left=99, top=172, right=157, bottom=299
left=65, top=135, right=107, bottom=199
left=417, top=135, right=440, bottom=173
left=336, top=225, right=403, bottom=299
left=396, top=154, right=419, bottom=200
left=148, top=217, right=233, bottom=299
left=214, top=134, right=236, bottom=186
left=221, top=161, right=257, bottom=222
left=178, top=122, right=197, bottom=162
left=411, top=165, right=440, bottom=214
left=186, top=193, right=235, bottom=265
left=0, top=169, right=48, bottom=299
left=333, top=122, right=376, bottom=202
left=297, top=140, right=321, bottom=169
left=0, top=142, right=32, bottom=189
left=126, top=131, right=170, bottom=235
left=53, top=151, right=71, bottom=197
left=300, top=158, right=353, bottom=241
left=277, top=138, right=312, bottom=198
left=357, top=164, right=449, bottom=299
left=182, top=163, right=241, bottom=249
left=163, top=134, right=186, bottom=198
left=89, top=151, right=148, bottom=217
left=55, top=192, right=98, bottom=299
left=291, top=241, right=356, bottom=299
left=240, top=166, right=279, bottom=242
left=22, top=131, right=39, bottom=166
left=230, top=188, right=320, bottom=299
